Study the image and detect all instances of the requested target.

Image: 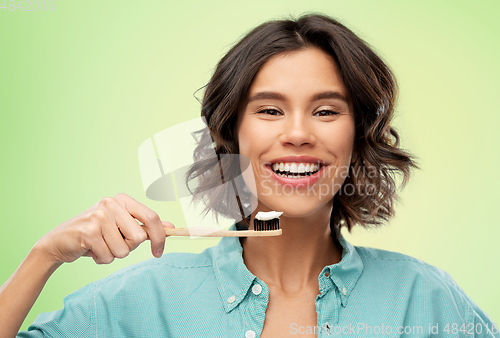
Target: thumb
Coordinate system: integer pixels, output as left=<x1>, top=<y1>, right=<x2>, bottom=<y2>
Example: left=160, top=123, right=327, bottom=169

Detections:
left=162, top=221, right=175, bottom=229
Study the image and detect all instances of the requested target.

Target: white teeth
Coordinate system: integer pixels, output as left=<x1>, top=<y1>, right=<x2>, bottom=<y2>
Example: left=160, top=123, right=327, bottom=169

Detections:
left=271, top=161, right=322, bottom=176
left=280, top=174, right=304, bottom=179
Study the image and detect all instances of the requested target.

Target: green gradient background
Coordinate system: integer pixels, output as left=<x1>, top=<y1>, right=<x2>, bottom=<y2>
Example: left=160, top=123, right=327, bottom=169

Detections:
left=1, top=0, right=499, bottom=331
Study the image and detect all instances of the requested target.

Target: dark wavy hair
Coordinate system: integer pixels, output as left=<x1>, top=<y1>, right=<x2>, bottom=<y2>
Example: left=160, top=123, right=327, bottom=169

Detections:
left=186, top=13, right=419, bottom=235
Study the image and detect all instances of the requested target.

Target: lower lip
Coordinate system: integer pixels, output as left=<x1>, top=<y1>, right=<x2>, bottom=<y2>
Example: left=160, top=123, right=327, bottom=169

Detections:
left=265, top=165, right=325, bottom=187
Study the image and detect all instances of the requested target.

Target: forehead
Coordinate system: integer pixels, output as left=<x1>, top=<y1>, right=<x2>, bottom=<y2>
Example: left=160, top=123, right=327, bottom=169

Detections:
left=247, top=47, right=348, bottom=99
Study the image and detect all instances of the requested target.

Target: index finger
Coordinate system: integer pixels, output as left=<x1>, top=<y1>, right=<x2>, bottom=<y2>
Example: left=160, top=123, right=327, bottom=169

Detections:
left=134, top=220, right=176, bottom=240
left=114, top=193, right=166, bottom=258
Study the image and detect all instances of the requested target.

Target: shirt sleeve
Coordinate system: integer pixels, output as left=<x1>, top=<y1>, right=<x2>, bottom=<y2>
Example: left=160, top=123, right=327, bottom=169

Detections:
left=464, top=294, right=499, bottom=338
left=417, top=262, right=499, bottom=338
left=443, top=271, right=499, bottom=338
left=16, top=282, right=96, bottom=338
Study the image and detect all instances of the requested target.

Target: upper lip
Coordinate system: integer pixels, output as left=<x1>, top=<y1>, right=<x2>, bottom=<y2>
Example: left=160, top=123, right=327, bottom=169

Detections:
left=264, top=156, right=328, bottom=167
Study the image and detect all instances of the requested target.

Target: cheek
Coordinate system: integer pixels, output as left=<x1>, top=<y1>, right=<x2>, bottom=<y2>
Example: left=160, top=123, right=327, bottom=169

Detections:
left=236, top=124, right=251, bottom=157
left=237, top=117, right=273, bottom=158
left=323, top=121, right=356, bottom=161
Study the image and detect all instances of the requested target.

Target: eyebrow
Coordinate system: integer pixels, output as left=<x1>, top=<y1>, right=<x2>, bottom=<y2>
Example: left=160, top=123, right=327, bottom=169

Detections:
left=246, top=91, right=349, bottom=104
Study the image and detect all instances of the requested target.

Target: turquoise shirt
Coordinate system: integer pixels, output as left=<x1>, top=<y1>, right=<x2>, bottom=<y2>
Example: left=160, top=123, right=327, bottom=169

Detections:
left=18, top=228, right=498, bottom=337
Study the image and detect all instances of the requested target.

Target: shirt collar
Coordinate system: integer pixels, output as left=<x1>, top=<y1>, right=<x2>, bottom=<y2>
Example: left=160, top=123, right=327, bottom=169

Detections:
left=211, top=224, right=363, bottom=313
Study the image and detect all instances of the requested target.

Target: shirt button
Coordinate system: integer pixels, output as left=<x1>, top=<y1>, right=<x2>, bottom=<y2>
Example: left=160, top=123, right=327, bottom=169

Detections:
left=342, top=286, right=347, bottom=296
left=245, top=330, right=256, bottom=338
left=227, top=295, right=236, bottom=304
left=252, top=284, right=262, bottom=295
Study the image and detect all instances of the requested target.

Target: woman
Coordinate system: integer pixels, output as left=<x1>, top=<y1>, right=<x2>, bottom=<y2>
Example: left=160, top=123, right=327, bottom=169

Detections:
left=1, top=14, right=497, bottom=338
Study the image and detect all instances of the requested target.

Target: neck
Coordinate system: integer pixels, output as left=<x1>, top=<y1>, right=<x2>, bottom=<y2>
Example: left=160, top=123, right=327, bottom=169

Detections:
left=240, top=206, right=342, bottom=294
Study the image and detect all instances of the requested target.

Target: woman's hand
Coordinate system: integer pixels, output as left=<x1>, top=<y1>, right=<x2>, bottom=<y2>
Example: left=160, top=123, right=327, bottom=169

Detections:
left=1, top=193, right=172, bottom=336
left=34, top=193, right=173, bottom=265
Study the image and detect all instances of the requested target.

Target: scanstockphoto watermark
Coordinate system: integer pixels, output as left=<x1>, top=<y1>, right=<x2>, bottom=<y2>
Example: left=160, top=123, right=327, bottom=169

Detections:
left=1, top=0, right=55, bottom=11
left=290, top=322, right=426, bottom=335
left=290, top=322, right=499, bottom=336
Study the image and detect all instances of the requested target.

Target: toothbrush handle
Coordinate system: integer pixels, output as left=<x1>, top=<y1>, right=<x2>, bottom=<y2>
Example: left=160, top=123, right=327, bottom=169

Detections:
left=164, top=227, right=282, bottom=237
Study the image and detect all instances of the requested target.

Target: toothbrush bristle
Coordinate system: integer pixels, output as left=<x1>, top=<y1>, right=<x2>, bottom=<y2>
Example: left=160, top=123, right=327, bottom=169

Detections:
left=253, top=218, right=280, bottom=231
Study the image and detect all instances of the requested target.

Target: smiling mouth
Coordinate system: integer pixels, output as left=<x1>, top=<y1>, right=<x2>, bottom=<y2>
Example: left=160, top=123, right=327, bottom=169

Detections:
left=268, top=162, right=322, bottom=179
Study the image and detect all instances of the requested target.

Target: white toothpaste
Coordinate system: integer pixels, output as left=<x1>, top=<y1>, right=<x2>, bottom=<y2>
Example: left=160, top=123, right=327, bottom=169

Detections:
left=255, top=211, right=283, bottom=221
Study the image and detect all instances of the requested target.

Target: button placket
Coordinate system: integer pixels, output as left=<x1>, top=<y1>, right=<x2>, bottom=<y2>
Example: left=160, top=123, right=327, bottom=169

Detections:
left=242, top=280, right=268, bottom=338
left=316, top=283, right=341, bottom=328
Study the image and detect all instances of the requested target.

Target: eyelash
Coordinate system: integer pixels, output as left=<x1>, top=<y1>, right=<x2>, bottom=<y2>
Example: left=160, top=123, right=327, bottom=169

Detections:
left=257, top=109, right=282, bottom=116
left=314, top=110, right=340, bottom=117
left=256, top=109, right=340, bottom=116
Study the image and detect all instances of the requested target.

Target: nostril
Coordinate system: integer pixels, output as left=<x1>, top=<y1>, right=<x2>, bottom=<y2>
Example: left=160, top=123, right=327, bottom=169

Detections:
left=279, top=133, right=316, bottom=147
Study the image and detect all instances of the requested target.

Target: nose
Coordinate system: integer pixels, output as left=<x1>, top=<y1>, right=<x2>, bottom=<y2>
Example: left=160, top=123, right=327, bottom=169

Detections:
left=279, top=113, right=316, bottom=147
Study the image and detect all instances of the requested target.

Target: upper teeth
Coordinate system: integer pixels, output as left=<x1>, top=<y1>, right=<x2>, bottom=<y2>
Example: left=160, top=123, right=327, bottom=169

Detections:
left=271, top=162, right=320, bottom=174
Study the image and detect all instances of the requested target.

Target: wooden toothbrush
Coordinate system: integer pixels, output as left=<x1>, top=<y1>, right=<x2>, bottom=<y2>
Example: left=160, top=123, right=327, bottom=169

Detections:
left=140, top=211, right=283, bottom=237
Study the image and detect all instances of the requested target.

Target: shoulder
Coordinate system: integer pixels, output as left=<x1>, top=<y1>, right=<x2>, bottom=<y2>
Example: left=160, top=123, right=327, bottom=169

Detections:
left=354, top=245, right=462, bottom=295
left=338, top=244, right=498, bottom=336
left=355, top=245, right=452, bottom=279
left=67, top=246, right=219, bottom=308
left=24, top=247, right=225, bottom=336
left=353, top=245, right=499, bottom=331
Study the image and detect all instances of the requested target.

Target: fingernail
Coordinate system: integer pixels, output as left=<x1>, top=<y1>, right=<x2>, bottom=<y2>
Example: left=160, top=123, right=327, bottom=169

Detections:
left=155, top=249, right=163, bottom=258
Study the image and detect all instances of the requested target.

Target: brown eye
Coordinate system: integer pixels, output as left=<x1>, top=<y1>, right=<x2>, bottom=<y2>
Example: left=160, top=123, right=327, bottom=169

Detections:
left=314, top=110, right=339, bottom=117
left=257, top=109, right=283, bottom=116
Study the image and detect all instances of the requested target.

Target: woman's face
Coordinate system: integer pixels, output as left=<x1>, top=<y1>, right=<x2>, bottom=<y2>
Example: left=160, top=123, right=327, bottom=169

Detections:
left=237, top=47, right=356, bottom=218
